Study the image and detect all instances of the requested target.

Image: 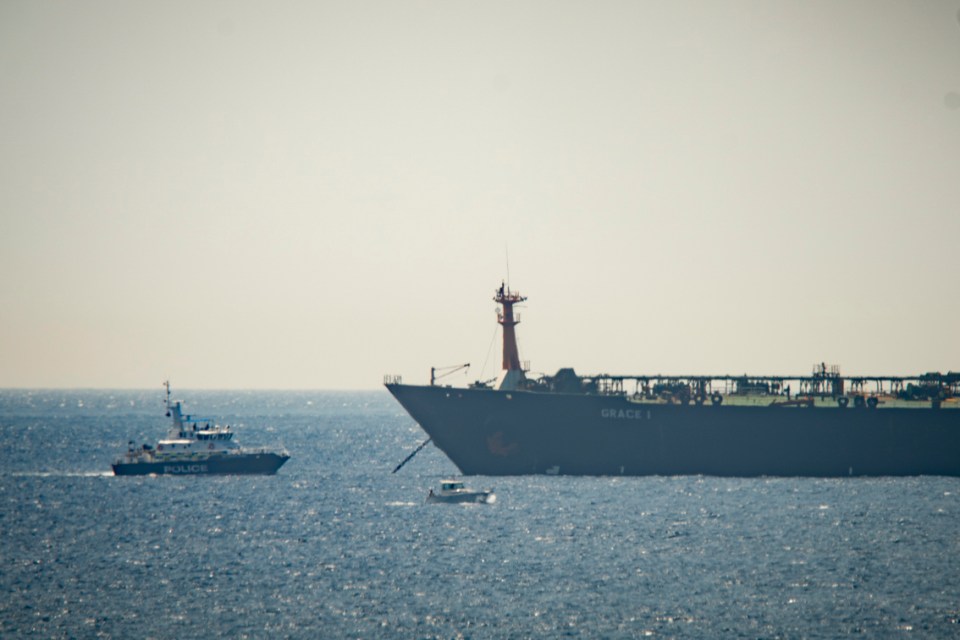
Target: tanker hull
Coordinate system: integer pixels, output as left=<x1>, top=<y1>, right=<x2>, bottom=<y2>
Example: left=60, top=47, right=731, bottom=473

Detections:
left=386, top=384, right=960, bottom=477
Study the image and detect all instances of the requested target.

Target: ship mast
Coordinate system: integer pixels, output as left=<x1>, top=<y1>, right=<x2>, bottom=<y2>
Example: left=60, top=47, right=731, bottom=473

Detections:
left=494, top=282, right=527, bottom=390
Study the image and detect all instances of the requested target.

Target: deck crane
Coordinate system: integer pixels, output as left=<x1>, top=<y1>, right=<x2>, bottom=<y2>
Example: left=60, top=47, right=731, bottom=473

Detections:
left=430, top=363, right=470, bottom=386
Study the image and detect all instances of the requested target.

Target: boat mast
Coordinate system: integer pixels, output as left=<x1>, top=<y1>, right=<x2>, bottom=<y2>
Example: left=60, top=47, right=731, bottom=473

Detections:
left=494, top=282, right=527, bottom=390
left=162, top=380, right=185, bottom=435
left=164, top=380, right=172, bottom=416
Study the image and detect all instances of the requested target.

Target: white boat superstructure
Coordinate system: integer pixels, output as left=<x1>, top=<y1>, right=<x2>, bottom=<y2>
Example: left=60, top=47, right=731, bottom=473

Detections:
left=426, top=479, right=495, bottom=504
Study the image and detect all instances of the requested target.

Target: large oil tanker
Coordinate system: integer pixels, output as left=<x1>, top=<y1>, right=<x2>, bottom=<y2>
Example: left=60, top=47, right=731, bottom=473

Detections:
left=385, top=284, right=960, bottom=477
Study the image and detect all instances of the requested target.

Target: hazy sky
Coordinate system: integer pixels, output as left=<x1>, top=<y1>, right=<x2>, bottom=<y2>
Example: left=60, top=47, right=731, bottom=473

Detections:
left=2, top=1, right=959, bottom=389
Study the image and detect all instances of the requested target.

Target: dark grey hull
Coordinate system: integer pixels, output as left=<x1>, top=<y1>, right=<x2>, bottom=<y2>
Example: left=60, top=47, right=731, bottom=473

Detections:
left=386, top=384, right=960, bottom=477
left=112, top=453, right=289, bottom=476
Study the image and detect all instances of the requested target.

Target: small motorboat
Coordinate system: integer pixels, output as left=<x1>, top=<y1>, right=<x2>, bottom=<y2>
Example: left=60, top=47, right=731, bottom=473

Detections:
left=427, top=479, right=495, bottom=504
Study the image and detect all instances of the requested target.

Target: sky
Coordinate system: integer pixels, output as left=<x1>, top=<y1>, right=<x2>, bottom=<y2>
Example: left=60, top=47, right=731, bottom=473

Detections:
left=1, top=1, right=959, bottom=390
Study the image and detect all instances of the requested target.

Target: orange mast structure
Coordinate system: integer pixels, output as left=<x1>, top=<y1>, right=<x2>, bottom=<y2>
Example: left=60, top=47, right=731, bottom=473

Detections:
left=494, top=282, right=527, bottom=390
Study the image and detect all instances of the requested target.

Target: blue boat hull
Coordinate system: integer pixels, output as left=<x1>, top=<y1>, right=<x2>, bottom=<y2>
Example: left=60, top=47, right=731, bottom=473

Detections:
left=112, top=453, right=289, bottom=476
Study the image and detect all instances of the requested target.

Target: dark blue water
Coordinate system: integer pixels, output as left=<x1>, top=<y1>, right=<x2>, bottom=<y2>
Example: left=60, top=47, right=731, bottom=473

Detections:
left=1, top=389, right=958, bottom=638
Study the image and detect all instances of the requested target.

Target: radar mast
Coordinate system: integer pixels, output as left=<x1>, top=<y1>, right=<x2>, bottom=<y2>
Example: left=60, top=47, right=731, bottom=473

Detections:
left=494, top=282, right=527, bottom=390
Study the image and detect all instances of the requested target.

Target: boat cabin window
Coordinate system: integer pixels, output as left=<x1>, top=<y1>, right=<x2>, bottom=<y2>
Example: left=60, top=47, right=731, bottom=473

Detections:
left=198, top=432, right=232, bottom=441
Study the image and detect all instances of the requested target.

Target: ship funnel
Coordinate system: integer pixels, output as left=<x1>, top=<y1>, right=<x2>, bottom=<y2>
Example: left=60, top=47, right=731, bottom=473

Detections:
left=494, top=282, right=527, bottom=390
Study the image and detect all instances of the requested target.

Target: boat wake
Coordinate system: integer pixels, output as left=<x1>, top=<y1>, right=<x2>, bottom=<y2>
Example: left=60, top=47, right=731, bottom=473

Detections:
left=11, top=471, right=114, bottom=478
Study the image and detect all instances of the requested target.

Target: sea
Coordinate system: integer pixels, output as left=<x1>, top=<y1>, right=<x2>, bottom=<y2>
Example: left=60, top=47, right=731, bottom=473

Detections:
left=1, top=389, right=958, bottom=639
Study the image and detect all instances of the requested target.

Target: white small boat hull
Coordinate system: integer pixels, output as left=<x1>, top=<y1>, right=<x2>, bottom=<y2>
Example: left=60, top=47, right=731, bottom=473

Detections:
left=427, top=490, right=495, bottom=504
